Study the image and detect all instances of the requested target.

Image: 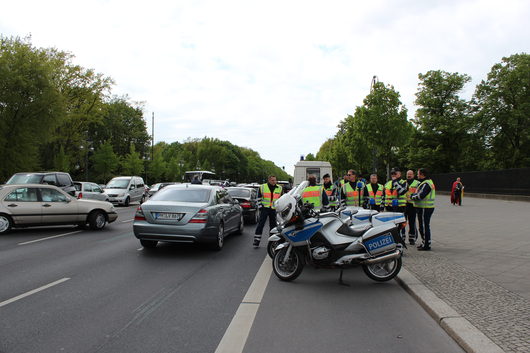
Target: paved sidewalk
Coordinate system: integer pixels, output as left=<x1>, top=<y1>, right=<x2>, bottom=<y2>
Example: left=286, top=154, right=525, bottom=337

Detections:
left=401, top=195, right=530, bottom=353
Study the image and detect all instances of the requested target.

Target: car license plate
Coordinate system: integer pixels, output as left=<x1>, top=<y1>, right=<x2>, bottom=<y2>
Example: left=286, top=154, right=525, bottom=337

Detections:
left=364, top=233, right=395, bottom=253
left=154, top=212, right=183, bottom=220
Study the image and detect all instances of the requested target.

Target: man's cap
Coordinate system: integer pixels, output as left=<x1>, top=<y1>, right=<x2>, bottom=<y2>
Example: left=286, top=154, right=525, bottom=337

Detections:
left=390, top=167, right=401, bottom=174
left=323, top=173, right=330, bottom=178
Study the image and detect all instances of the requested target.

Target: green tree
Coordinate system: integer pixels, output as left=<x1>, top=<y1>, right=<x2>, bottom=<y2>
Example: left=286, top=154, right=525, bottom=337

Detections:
left=120, top=145, right=144, bottom=176
left=91, top=141, right=119, bottom=183
left=305, top=153, right=316, bottom=161
left=411, top=70, right=474, bottom=173
left=473, top=53, right=530, bottom=169
left=97, top=97, right=150, bottom=157
left=0, top=36, right=64, bottom=180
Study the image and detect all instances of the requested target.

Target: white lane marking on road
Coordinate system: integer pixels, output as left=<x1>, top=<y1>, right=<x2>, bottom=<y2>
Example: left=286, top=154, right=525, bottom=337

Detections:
left=0, top=278, right=70, bottom=308
left=215, top=255, right=272, bottom=353
left=18, top=231, right=82, bottom=245
left=121, top=219, right=134, bottom=223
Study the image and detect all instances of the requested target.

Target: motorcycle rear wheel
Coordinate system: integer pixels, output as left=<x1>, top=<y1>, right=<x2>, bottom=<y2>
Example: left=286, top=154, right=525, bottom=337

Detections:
left=362, top=256, right=402, bottom=282
left=273, top=247, right=304, bottom=281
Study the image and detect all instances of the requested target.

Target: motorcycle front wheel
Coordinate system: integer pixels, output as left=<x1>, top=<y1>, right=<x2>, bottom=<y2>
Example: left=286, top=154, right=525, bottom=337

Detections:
left=267, top=239, right=283, bottom=259
left=273, top=246, right=304, bottom=281
left=362, top=256, right=402, bottom=282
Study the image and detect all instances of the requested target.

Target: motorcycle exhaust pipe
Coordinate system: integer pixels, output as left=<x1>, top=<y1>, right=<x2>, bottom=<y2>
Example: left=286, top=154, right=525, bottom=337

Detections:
left=361, top=250, right=401, bottom=265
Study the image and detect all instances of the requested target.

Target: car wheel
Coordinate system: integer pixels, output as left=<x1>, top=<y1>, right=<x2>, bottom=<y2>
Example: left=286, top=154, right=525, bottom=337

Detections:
left=235, top=215, right=244, bottom=235
left=140, top=239, right=158, bottom=248
left=211, top=223, right=224, bottom=251
left=0, top=214, right=13, bottom=234
left=124, top=197, right=130, bottom=207
left=88, top=211, right=107, bottom=230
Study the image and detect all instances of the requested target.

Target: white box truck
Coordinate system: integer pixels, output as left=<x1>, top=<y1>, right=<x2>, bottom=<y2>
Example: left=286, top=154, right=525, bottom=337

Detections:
left=293, top=161, right=333, bottom=186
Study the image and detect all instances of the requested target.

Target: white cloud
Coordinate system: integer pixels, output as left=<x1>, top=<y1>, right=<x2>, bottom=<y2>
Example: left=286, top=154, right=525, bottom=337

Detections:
left=1, top=0, right=529, bottom=177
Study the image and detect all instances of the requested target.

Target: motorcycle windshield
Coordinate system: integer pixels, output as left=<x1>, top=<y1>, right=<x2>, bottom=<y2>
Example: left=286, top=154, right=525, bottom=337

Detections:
left=289, top=181, right=308, bottom=200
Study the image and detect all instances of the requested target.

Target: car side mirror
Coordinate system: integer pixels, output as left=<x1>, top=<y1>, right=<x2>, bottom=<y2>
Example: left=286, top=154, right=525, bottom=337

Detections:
left=129, top=186, right=135, bottom=190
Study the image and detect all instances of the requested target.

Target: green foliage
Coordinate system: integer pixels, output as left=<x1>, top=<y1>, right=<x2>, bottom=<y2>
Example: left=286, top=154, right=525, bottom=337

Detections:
left=305, top=153, right=316, bottom=161
left=410, top=70, right=475, bottom=173
left=91, top=141, right=119, bottom=183
left=473, top=53, right=530, bottom=169
left=120, top=145, right=144, bottom=176
left=313, top=55, right=530, bottom=176
left=0, top=36, right=64, bottom=180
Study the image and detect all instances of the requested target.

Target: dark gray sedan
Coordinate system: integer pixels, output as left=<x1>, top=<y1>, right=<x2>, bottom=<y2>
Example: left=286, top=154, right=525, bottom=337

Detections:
left=133, top=184, right=244, bottom=250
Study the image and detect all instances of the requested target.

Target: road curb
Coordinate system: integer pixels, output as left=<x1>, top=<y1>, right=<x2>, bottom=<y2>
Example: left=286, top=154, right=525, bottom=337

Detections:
left=396, top=268, right=505, bottom=353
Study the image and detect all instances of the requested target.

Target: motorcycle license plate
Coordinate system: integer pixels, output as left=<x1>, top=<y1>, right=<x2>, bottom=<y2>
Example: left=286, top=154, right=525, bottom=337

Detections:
left=364, top=234, right=395, bottom=254
left=154, top=212, right=183, bottom=220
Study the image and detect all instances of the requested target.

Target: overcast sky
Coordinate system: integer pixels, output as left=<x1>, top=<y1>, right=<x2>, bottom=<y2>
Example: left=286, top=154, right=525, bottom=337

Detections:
left=1, top=0, right=528, bottom=176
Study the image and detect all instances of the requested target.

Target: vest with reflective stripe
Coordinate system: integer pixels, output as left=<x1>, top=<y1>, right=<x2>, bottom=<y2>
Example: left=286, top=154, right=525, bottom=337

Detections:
left=343, top=183, right=362, bottom=207
left=302, top=185, right=322, bottom=208
left=260, top=184, right=282, bottom=209
left=366, top=183, right=383, bottom=206
left=414, top=179, right=436, bottom=208
left=406, top=179, right=420, bottom=204
left=384, top=180, right=407, bottom=207
left=323, top=184, right=337, bottom=206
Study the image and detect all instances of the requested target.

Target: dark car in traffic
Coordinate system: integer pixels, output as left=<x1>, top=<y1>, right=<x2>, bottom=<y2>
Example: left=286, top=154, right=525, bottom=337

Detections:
left=133, top=184, right=244, bottom=250
left=226, top=187, right=260, bottom=224
left=6, top=172, right=76, bottom=196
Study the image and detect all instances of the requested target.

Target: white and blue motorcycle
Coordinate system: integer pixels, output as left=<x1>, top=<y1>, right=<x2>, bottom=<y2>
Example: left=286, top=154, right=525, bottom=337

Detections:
left=269, top=182, right=406, bottom=283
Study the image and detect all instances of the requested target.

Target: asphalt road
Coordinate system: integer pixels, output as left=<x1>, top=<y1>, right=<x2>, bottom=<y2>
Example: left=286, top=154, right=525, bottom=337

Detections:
left=0, top=205, right=462, bottom=353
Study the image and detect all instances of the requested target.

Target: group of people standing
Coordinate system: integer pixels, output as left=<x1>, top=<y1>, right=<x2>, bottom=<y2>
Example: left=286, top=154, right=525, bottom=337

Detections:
left=252, top=168, right=436, bottom=252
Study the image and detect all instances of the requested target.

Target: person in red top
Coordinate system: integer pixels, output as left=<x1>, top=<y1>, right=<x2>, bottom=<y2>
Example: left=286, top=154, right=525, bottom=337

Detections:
left=450, top=177, right=464, bottom=206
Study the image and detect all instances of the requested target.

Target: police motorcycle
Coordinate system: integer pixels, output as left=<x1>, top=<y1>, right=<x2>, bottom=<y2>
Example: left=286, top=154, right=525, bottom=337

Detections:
left=267, top=189, right=402, bottom=259
left=270, top=181, right=406, bottom=283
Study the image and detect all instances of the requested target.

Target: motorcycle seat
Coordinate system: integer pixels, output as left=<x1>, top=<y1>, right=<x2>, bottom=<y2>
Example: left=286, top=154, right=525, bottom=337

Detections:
left=337, top=223, right=371, bottom=237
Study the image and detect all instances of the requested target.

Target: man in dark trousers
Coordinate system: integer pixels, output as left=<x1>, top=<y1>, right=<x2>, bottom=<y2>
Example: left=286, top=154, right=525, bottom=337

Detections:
left=405, top=169, right=420, bottom=245
left=363, top=173, right=384, bottom=211
left=411, top=168, right=436, bottom=251
left=254, top=175, right=283, bottom=248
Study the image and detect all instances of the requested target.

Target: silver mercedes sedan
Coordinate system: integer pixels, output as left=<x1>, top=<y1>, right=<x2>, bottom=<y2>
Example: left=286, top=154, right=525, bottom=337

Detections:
left=133, top=184, right=244, bottom=250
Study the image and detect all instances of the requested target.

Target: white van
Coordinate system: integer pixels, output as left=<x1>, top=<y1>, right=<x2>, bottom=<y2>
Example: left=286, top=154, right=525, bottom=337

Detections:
left=293, top=161, right=333, bottom=186
left=104, top=176, right=146, bottom=206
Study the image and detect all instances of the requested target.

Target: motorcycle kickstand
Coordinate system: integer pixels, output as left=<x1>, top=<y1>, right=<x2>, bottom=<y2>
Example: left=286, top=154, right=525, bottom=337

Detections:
left=338, top=269, right=349, bottom=286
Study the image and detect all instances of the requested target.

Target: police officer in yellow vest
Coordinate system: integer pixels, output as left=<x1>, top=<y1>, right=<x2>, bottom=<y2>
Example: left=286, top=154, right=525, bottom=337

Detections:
left=363, top=174, right=384, bottom=211
left=340, top=170, right=365, bottom=207
left=254, top=175, right=283, bottom=248
left=405, top=169, right=420, bottom=245
left=321, top=174, right=338, bottom=209
left=384, top=168, right=408, bottom=213
left=301, top=175, right=329, bottom=211
left=410, top=168, right=436, bottom=251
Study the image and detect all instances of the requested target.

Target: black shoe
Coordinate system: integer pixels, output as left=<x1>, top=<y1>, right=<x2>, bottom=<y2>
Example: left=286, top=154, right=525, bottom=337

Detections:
left=417, top=246, right=431, bottom=251
left=253, top=239, right=260, bottom=248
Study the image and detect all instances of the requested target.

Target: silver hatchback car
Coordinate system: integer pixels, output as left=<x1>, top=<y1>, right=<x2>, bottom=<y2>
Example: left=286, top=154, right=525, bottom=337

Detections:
left=133, top=184, right=244, bottom=250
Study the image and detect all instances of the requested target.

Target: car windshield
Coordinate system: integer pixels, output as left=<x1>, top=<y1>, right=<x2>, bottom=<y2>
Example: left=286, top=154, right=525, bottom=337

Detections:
left=106, top=179, right=130, bottom=189
left=227, top=189, right=251, bottom=198
left=6, top=174, right=42, bottom=184
left=151, top=189, right=211, bottom=203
